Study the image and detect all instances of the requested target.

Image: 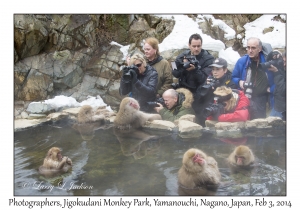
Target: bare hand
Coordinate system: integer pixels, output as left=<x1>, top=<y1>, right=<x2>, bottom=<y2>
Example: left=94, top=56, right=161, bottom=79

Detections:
left=239, top=80, right=245, bottom=89
left=186, top=64, right=195, bottom=71
left=268, top=65, right=278, bottom=72
left=154, top=103, right=164, bottom=113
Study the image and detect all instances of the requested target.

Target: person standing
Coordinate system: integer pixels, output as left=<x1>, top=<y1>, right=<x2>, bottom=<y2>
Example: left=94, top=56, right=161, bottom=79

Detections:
left=144, top=37, right=173, bottom=98
left=172, top=33, right=214, bottom=99
left=195, top=58, right=237, bottom=126
left=231, top=37, right=274, bottom=119
left=119, top=53, right=158, bottom=112
left=267, top=51, right=286, bottom=120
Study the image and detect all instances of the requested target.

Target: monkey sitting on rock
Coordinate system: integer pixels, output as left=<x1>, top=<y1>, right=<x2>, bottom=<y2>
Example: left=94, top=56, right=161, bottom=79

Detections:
left=114, top=97, right=162, bottom=129
left=77, top=105, right=116, bottom=123
left=39, top=147, right=72, bottom=177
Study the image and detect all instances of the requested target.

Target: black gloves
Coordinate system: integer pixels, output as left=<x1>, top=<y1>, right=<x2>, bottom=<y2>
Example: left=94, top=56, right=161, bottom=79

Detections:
left=212, top=103, right=225, bottom=120
left=130, top=69, right=138, bottom=84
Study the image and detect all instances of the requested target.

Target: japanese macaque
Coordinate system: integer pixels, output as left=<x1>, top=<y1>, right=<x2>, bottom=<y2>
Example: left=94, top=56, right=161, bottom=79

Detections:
left=39, top=147, right=72, bottom=177
left=77, top=105, right=116, bottom=123
left=227, top=145, right=255, bottom=167
left=78, top=105, right=104, bottom=123
left=114, top=97, right=162, bottom=129
left=178, top=148, right=221, bottom=191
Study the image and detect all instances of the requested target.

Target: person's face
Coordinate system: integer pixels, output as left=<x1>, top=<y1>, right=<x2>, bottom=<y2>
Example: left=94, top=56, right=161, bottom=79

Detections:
left=162, top=94, right=177, bottom=110
left=189, top=39, right=202, bottom=55
left=143, top=43, right=156, bottom=61
left=134, top=60, right=145, bottom=74
left=246, top=39, right=262, bottom=60
left=212, top=67, right=227, bottom=79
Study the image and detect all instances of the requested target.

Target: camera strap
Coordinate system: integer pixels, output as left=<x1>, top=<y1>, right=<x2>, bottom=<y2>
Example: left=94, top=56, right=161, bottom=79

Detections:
left=245, top=66, right=252, bottom=84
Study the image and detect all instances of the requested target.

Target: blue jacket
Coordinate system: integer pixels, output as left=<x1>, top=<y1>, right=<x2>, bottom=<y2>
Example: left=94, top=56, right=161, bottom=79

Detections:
left=231, top=52, right=275, bottom=108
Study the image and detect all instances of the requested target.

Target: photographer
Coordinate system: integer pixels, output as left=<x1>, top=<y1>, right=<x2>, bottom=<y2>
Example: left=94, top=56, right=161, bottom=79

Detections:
left=267, top=51, right=286, bottom=120
left=194, top=58, right=237, bottom=126
left=153, top=88, right=195, bottom=122
left=144, top=37, right=173, bottom=98
left=172, top=33, right=214, bottom=97
left=205, top=86, right=250, bottom=122
left=231, top=37, right=275, bottom=120
left=119, top=53, right=158, bottom=112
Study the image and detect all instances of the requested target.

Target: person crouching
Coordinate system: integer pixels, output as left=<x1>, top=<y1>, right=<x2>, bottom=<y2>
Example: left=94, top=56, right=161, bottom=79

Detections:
left=204, top=86, right=250, bottom=122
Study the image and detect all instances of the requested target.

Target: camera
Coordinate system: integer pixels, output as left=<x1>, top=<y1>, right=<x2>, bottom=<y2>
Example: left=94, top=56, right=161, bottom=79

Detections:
left=259, top=51, right=284, bottom=70
left=203, top=103, right=221, bottom=118
left=147, top=97, right=166, bottom=109
left=200, top=76, right=219, bottom=97
left=244, top=81, right=253, bottom=99
left=183, top=55, right=199, bottom=69
left=171, top=82, right=180, bottom=89
left=122, top=65, right=139, bottom=83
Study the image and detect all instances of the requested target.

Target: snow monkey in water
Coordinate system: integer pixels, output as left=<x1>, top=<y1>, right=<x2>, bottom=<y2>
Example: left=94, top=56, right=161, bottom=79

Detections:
left=114, top=97, right=162, bottom=129
left=39, top=147, right=72, bottom=177
left=178, top=148, right=221, bottom=190
left=227, top=145, right=255, bottom=169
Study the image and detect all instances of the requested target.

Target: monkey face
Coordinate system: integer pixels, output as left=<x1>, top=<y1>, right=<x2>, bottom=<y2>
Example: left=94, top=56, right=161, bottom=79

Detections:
left=129, top=99, right=140, bottom=110
left=192, top=153, right=206, bottom=165
left=47, top=147, right=62, bottom=161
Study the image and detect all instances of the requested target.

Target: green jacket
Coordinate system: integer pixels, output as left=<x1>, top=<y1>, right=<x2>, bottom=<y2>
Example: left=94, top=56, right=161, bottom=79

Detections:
left=159, top=88, right=195, bottom=122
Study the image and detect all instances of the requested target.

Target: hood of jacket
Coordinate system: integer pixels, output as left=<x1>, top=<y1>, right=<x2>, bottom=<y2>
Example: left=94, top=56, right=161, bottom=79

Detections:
left=175, top=88, right=194, bottom=108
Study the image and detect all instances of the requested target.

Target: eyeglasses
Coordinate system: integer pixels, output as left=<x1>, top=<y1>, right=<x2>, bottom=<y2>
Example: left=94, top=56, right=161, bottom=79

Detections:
left=135, top=63, right=143, bottom=68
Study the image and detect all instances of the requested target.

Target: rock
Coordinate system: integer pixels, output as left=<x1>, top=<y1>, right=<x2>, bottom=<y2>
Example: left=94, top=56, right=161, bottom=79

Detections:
left=27, top=102, right=54, bottom=114
left=178, top=120, right=203, bottom=138
left=205, top=120, right=218, bottom=127
left=215, top=122, right=245, bottom=131
left=21, top=111, right=29, bottom=119
left=47, top=112, right=69, bottom=121
left=16, top=69, right=53, bottom=101
left=142, top=120, right=176, bottom=132
left=28, top=114, right=47, bottom=119
left=266, top=116, right=285, bottom=127
left=245, top=119, right=270, bottom=129
left=14, top=118, right=49, bottom=131
left=63, top=107, right=81, bottom=116
left=263, top=26, right=274, bottom=34
left=174, top=114, right=195, bottom=126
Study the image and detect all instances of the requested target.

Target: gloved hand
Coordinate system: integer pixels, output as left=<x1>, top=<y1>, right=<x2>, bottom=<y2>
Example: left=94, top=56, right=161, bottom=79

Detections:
left=130, top=69, right=138, bottom=84
left=212, top=103, right=225, bottom=120
left=122, top=66, right=130, bottom=76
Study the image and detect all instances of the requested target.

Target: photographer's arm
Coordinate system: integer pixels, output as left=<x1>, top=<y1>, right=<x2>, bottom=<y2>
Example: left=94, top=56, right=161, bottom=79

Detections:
left=173, top=55, right=185, bottom=78
left=134, top=72, right=158, bottom=96
left=119, top=70, right=132, bottom=95
left=218, top=109, right=249, bottom=122
left=231, top=60, right=245, bottom=89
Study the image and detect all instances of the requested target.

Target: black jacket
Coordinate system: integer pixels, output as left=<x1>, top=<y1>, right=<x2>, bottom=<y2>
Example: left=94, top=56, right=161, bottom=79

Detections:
left=173, top=49, right=214, bottom=96
left=273, top=69, right=286, bottom=113
left=119, top=65, right=158, bottom=112
left=193, top=71, right=238, bottom=126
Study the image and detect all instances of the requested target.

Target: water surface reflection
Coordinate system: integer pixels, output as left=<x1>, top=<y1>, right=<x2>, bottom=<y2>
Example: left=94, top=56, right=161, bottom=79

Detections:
left=14, top=120, right=286, bottom=196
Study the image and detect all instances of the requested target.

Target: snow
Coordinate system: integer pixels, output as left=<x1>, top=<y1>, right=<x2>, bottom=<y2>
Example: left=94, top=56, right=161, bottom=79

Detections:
left=32, top=14, right=286, bottom=111
left=120, top=14, right=285, bottom=67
